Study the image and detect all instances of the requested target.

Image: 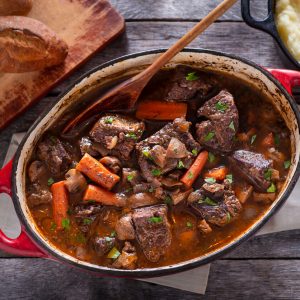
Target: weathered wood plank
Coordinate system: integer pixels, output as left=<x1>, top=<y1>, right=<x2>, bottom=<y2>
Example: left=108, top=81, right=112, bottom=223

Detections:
left=0, top=258, right=299, bottom=299
left=0, top=21, right=289, bottom=165
left=111, top=0, right=268, bottom=21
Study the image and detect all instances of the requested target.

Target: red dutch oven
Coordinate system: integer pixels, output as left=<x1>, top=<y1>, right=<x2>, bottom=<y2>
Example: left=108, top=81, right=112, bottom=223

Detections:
left=0, top=49, right=300, bottom=277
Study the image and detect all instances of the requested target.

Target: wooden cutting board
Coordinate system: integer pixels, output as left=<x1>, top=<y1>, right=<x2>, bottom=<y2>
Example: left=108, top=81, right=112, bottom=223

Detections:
left=0, top=0, right=125, bottom=130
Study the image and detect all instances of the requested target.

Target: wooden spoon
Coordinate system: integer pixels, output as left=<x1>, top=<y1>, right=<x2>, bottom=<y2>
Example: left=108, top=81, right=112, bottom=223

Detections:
left=63, top=0, right=238, bottom=133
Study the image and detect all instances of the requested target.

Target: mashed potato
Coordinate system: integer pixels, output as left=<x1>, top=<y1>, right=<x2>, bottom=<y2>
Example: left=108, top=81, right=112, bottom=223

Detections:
left=276, top=0, right=300, bottom=61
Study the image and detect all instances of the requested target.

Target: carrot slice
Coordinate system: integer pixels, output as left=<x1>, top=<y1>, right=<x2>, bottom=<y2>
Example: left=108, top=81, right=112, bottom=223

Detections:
left=136, top=101, right=187, bottom=120
left=180, top=150, right=208, bottom=188
left=76, top=153, right=120, bottom=190
left=261, top=132, right=274, bottom=147
left=204, top=166, right=228, bottom=181
left=51, top=181, right=68, bottom=230
left=83, top=184, right=125, bottom=207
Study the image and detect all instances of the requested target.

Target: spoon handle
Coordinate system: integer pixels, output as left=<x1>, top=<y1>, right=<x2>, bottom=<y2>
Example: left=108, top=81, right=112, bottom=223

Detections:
left=137, top=0, right=238, bottom=81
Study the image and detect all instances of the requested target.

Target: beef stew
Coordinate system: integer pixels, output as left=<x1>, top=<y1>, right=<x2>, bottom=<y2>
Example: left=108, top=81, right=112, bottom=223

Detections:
left=25, top=66, right=292, bottom=269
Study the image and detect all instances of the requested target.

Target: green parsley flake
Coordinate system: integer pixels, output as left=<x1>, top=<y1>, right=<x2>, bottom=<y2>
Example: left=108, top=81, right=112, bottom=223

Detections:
left=104, top=117, right=114, bottom=124
left=226, top=212, right=231, bottom=223
left=177, top=160, right=185, bottom=169
left=250, top=134, right=257, bottom=145
left=204, top=132, right=215, bottom=142
left=107, top=247, right=121, bottom=259
left=47, top=177, right=55, bottom=186
left=149, top=216, right=163, bottom=223
left=127, top=174, right=134, bottom=181
left=187, top=171, right=194, bottom=179
left=267, top=183, right=276, bottom=193
left=205, top=177, right=216, bottom=184
left=264, top=169, right=272, bottom=181
left=83, top=218, right=93, bottom=225
left=142, top=147, right=152, bottom=159
left=62, top=218, right=70, bottom=230
left=164, top=196, right=172, bottom=205
left=50, top=222, right=57, bottom=231
left=208, top=152, right=215, bottom=163
left=215, top=101, right=229, bottom=112
left=110, top=231, right=116, bottom=237
left=284, top=160, right=291, bottom=169
left=229, top=121, right=235, bottom=131
left=192, top=149, right=198, bottom=156
left=125, top=132, right=137, bottom=140
left=151, top=169, right=161, bottom=177
left=226, top=174, right=233, bottom=184
left=186, top=221, right=193, bottom=228
left=204, top=197, right=217, bottom=206
left=274, top=133, right=280, bottom=146
left=186, top=72, right=199, bottom=81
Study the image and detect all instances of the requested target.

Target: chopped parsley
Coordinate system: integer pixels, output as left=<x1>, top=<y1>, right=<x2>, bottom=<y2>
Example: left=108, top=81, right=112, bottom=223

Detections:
left=215, top=101, right=228, bottom=112
left=204, top=132, right=215, bottom=142
left=151, top=169, right=161, bottom=177
left=47, top=177, right=55, bottom=186
left=274, top=133, right=280, bottom=146
left=187, top=171, right=194, bottom=179
left=50, top=222, right=57, bottom=231
left=226, top=212, right=231, bottom=223
left=62, top=218, right=70, bottom=230
left=127, top=174, right=134, bottom=181
left=186, top=221, right=193, bottom=228
left=250, top=134, right=257, bottom=145
left=83, top=218, right=93, bottom=225
left=284, top=160, right=291, bottom=169
left=192, top=149, right=198, bottom=156
left=226, top=174, right=233, bottom=184
left=177, top=160, right=185, bottom=169
left=267, top=183, right=276, bottom=193
left=229, top=121, right=235, bottom=131
left=204, top=197, right=217, bottom=206
left=107, top=247, right=120, bottom=259
left=264, top=169, right=272, bottom=181
left=164, top=196, right=172, bottom=205
left=186, top=72, right=199, bottom=81
left=110, top=231, right=116, bottom=237
left=104, top=116, right=114, bottom=124
left=125, top=132, right=137, bottom=140
left=208, top=152, right=215, bottom=163
left=149, top=216, right=163, bottom=223
left=142, top=147, right=152, bottom=159
left=205, top=177, right=216, bottom=184
left=104, top=237, right=115, bottom=245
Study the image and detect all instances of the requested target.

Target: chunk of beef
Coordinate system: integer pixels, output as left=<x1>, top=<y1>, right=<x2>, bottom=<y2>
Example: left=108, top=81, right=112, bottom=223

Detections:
left=93, top=236, right=115, bottom=256
left=115, top=214, right=135, bottom=240
left=28, top=161, right=47, bottom=183
left=79, top=137, right=103, bottom=157
left=196, top=90, right=239, bottom=153
left=188, top=181, right=242, bottom=227
left=112, top=241, right=138, bottom=270
left=64, top=169, right=87, bottom=193
left=90, top=114, right=145, bottom=160
left=132, top=204, right=172, bottom=262
left=73, top=204, right=102, bottom=233
left=128, top=192, right=160, bottom=208
left=26, top=184, right=52, bottom=208
left=136, top=118, right=201, bottom=185
left=228, top=150, right=272, bottom=192
left=164, top=66, right=217, bottom=101
left=37, top=136, right=72, bottom=176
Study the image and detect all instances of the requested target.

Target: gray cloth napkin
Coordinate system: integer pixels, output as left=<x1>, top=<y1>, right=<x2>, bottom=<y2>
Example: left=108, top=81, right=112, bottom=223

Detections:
left=0, top=133, right=210, bottom=294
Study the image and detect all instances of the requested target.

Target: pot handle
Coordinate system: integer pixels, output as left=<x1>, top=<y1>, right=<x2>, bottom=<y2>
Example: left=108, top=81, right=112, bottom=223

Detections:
left=0, top=160, right=45, bottom=257
left=267, top=68, right=300, bottom=96
left=241, top=0, right=275, bottom=35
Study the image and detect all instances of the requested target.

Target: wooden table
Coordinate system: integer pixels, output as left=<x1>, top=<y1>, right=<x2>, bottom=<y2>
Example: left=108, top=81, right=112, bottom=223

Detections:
left=0, top=1, right=299, bottom=298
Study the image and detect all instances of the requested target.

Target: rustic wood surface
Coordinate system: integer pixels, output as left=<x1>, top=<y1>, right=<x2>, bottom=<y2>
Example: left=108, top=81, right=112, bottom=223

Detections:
left=0, top=0, right=124, bottom=129
left=1, top=0, right=300, bottom=299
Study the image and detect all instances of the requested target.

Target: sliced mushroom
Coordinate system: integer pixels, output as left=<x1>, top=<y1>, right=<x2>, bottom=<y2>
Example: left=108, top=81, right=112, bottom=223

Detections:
left=169, top=188, right=192, bottom=205
left=64, top=169, right=87, bottom=193
left=100, top=156, right=121, bottom=174
left=166, top=137, right=188, bottom=159
left=150, top=145, right=167, bottom=168
left=105, top=135, right=118, bottom=150
left=160, top=177, right=183, bottom=189
left=128, top=192, right=159, bottom=208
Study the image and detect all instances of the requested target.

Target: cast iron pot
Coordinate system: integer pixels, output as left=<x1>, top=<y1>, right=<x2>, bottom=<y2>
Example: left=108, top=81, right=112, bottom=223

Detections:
left=241, top=0, right=300, bottom=69
left=1, top=49, right=300, bottom=277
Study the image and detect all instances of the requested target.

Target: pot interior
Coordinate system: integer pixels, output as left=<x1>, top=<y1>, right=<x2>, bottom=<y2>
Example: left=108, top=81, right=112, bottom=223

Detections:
left=14, top=50, right=300, bottom=276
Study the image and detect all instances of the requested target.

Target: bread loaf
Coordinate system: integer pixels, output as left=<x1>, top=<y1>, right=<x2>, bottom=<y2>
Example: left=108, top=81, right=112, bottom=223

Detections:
left=0, top=16, right=68, bottom=73
left=0, top=0, right=33, bottom=16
